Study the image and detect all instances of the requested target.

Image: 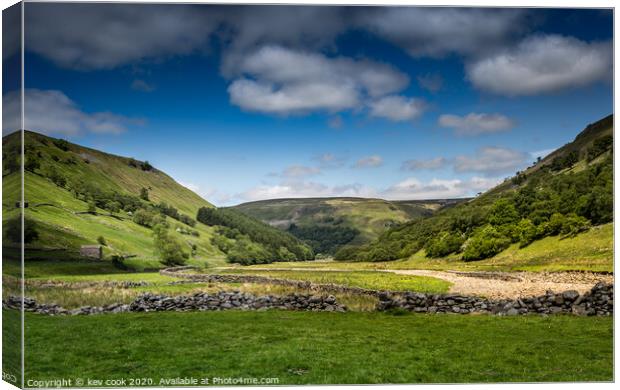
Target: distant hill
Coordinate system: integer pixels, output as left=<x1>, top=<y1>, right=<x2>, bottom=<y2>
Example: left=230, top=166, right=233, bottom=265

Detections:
left=336, top=115, right=613, bottom=266
left=232, top=197, right=467, bottom=255
left=2, top=131, right=311, bottom=268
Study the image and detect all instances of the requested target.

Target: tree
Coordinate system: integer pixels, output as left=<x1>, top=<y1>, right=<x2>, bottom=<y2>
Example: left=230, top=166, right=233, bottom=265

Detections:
left=4, top=217, right=39, bottom=244
left=133, top=209, right=156, bottom=227
left=517, top=219, right=537, bottom=247
left=139, top=187, right=149, bottom=201
left=97, top=236, right=107, bottom=246
left=153, top=223, right=188, bottom=266
left=87, top=200, right=97, bottom=214
left=462, top=225, right=511, bottom=261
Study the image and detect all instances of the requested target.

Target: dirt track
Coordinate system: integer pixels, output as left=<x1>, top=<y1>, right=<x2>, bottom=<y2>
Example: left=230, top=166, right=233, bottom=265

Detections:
left=229, top=267, right=614, bottom=299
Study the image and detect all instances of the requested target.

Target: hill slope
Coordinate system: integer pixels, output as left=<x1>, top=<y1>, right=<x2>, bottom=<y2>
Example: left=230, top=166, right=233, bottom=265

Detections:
left=232, top=197, right=466, bottom=255
left=337, top=115, right=613, bottom=270
left=2, top=131, right=311, bottom=269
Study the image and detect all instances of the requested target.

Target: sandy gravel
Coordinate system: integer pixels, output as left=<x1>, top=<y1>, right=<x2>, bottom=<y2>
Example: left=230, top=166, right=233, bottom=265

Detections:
left=227, top=267, right=613, bottom=299
left=387, top=269, right=613, bottom=299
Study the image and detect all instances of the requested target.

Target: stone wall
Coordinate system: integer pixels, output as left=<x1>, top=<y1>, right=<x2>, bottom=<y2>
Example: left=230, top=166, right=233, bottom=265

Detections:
left=377, top=282, right=613, bottom=316
left=2, top=291, right=346, bottom=316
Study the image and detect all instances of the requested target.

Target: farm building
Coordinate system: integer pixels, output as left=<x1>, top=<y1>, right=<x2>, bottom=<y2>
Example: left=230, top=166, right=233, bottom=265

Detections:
left=80, top=245, right=103, bottom=259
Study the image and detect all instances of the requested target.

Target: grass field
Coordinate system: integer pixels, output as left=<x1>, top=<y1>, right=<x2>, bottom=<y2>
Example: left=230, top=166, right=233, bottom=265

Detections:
left=219, top=269, right=452, bottom=293
left=20, top=310, right=612, bottom=384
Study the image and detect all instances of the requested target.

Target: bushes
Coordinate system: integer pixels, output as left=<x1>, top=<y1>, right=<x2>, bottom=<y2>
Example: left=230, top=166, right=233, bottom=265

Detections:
left=140, top=187, right=149, bottom=201
left=153, top=223, right=188, bottom=266
left=53, top=139, right=70, bottom=151
left=425, top=232, right=464, bottom=258
left=97, top=236, right=107, bottom=246
left=587, top=135, right=613, bottom=161
left=4, top=217, right=39, bottom=244
left=462, top=226, right=511, bottom=261
left=133, top=209, right=157, bottom=227
left=517, top=219, right=537, bottom=247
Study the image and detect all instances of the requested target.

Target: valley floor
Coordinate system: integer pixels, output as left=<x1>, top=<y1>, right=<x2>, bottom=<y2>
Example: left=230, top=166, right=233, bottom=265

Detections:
left=217, top=267, right=613, bottom=300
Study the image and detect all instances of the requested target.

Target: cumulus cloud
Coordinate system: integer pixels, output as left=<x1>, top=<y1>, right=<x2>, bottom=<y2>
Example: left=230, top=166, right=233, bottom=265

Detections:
left=382, top=176, right=502, bottom=200
left=356, top=8, right=526, bottom=58
left=417, top=73, right=443, bottom=93
left=239, top=181, right=378, bottom=202
left=355, top=155, right=383, bottom=168
left=467, top=35, right=612, bottom=96
left=25, top=3, right=219, bottom=70
left=228, top=45, right=410, bottom=115
left=280, top=165, right=322, bottom=178
left=454, top=147, right=528, bottom=175
left=401, top=157, right=448, bottom=171
left=438, top=113, right=515, bottom=135
left=3, top=89, right=139, bottom=136
left=314, top=153, right=346, bottom=169
left=368, top=95, right=426, bottom=121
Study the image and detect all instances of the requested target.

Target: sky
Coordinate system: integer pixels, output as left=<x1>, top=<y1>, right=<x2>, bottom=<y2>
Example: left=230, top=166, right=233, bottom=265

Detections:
left=2, top=4, right=613, bottom=206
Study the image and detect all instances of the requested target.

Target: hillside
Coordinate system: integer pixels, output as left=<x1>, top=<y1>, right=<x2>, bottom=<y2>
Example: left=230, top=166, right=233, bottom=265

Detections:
left=2, top=131, right=311, bottom=269
left=337, top=115, right=613, bottom=267
left=232, top=197, right=465, bottom=255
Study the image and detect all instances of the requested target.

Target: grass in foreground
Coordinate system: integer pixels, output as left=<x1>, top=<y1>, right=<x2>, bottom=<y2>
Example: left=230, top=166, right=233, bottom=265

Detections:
left=219, top=269, right=451, bottom=293
left=22, top=310, right=612, bottom=384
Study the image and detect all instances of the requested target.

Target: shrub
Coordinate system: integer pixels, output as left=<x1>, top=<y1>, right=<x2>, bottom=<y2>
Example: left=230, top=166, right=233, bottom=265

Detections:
left=560, top=213, right=590, bottom=236
left=153, top=223, right=188, bottom=266
left=53, top=139, right=70, bottom=151
left=133, top=209, right=157, bottom=227
left=110, top=255, right=129, bottom=270
left=425, top=232, right=464, bottom=258
left=4, top=217, right=39, bottom=244
left=97, top=236, right=107, bottom=246
left=462, top=225, right=511, bottom=261
left=87, top=201, right=97, bottom=214
left=139, top=187, right=149, bottom=201
left=517, top=219, right=537, bottom=247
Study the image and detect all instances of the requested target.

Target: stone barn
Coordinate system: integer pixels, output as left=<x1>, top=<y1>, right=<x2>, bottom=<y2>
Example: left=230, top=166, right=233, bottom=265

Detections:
left=80, top=245, right=103, bottom=260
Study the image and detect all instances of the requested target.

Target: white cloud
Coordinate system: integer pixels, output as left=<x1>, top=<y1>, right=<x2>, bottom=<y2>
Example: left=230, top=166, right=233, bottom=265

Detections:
left=239, top=181, right=378, bottom=202
left=280, top=165, right=321, bottom=178
left=401, top=157, right=448, bottom=171
left=438, top=113, right=515, bottom=136
left=314, top=153, right=346, bottom=169
left=382, top=176, right=502, bottom=200
left=3, top=89, right=138, bottom=136
left=355, top=155, right=383, bottom=168
left=369, top=95, right=426, bottom=122
left=454, top=147, right=528, bottom=175
left=467, top=35, right=612, bottom=96
left=228, top=45, right=409, bottom=115
left=356, top=8, right=526, bottom=58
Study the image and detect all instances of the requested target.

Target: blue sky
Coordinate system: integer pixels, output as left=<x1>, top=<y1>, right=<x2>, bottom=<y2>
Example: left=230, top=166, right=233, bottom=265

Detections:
left=3, top=4, right=613, bottom=205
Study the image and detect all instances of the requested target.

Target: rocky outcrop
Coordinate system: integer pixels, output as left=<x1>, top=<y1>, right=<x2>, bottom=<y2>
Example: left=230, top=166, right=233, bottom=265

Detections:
left=377, top=282, right=613, bottom=316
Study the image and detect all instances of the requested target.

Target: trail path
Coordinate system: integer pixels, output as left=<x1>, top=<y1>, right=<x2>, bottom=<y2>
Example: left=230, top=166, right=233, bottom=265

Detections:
left=222, top=267, right=613, bottom=299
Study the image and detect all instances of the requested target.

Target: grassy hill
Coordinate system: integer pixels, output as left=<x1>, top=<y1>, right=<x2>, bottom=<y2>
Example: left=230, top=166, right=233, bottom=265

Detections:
left=232, top=197, right=465, bottom=255
left=2, top=131, right=311, bottom=269
left=336, top=115, right=613, bottom=270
